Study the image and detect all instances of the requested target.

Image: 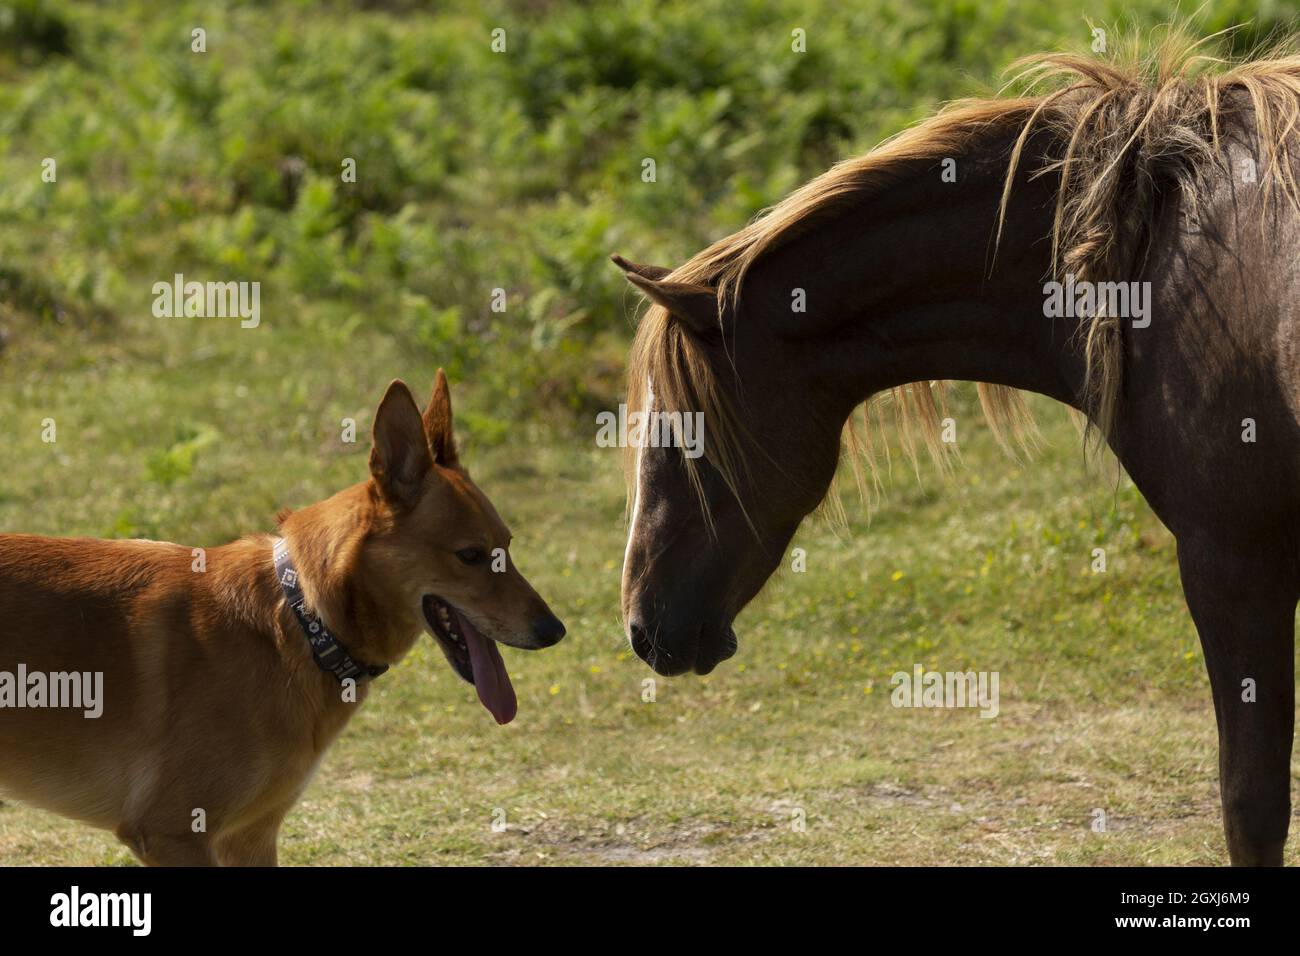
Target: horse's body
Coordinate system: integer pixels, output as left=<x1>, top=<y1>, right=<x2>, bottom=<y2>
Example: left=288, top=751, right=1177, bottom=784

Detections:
left=616, top=39, right=1300, bottom=864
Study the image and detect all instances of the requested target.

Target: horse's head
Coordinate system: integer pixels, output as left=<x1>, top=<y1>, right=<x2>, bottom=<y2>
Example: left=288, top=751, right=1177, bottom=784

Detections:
left=613, top=254, right=847, bottom=676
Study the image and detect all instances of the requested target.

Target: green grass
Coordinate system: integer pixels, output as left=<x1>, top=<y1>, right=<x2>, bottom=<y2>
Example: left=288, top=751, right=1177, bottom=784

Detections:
left=2, top=0, right=1299, bottom=865
left=0, top=349, right=1280, bottom=864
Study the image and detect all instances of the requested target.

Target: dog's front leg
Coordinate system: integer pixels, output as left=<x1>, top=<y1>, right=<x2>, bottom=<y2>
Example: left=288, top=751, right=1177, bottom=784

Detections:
left=213, top=817, right=283, bottom=867
left=115, top=823, right=217, bottom=867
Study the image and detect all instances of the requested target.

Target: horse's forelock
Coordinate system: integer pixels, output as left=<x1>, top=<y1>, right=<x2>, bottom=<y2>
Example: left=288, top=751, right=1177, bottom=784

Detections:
left=625, top=301, right=753, bottom=538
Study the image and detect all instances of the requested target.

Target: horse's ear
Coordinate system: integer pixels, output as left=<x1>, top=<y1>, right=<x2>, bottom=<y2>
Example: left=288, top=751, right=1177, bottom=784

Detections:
left=622, top=271, right=721, bottom=338
left=609, top=254, right=672, bottom=282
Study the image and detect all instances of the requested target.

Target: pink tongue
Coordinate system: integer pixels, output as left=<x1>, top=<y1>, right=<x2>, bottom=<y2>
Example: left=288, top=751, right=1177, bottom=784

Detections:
left=458, top=611, right=517, bottom=725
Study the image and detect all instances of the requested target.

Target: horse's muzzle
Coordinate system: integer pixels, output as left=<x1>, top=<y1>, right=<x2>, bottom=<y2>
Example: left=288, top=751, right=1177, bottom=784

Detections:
left=627, top=617, right=738, bottom=676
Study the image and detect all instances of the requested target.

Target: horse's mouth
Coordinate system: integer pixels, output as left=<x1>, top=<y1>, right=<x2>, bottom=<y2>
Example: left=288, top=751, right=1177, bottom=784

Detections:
left=695, top=624, right=739, bottom=675
left=422, top=594, right=517, bottom=725
left=631, top=621, right=739, bottom=676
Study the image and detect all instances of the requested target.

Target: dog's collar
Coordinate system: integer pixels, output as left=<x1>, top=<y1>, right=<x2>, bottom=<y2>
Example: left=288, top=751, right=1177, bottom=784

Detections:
left=272, top=538, right=388, bottom=684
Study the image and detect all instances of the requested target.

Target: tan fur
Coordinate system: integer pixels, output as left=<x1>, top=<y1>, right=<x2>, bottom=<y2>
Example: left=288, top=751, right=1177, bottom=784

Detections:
left=0, top=373, right=558, bottom=865
left=626, top=24, right=1300, bottom=521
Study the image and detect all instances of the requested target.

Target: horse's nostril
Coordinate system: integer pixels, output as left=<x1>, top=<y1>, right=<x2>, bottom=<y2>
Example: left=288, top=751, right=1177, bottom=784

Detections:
left=627, top=619, right=651, bottom=656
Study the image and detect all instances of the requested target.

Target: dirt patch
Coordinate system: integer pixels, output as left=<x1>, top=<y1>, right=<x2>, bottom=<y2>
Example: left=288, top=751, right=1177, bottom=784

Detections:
left=487, top=816, right=775, bottom=865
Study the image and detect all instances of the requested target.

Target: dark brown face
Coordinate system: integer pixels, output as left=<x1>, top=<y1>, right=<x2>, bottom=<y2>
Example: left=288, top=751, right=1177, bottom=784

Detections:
left=620, top=397, right=844, bottom=675
left=616, top=258, right=844, bottom=676
left=622, top=441, right=772, bottom=675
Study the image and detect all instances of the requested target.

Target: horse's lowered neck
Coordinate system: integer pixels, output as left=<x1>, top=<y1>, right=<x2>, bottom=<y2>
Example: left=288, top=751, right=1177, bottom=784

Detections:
left=753, top=149, right=1092, bottom=418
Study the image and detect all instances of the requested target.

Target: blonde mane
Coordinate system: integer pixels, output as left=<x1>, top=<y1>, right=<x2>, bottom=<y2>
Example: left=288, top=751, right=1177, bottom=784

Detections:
left=626, top=26, right=1300, bottom=526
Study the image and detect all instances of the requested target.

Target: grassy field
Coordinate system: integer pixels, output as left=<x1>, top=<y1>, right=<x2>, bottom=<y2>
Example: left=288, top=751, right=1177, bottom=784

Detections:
left=0, top=331, right=1272, bottom=865
left=2, top=1, right=1298, bottom=865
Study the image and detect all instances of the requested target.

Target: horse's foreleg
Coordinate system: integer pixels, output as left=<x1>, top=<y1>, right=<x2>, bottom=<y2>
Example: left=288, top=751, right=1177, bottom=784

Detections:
left=1177, top=539, right=1295, bottom=866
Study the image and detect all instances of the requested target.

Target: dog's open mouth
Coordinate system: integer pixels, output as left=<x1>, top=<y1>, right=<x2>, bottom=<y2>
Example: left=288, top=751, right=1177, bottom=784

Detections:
left=422, top=595, right=517, bottom=725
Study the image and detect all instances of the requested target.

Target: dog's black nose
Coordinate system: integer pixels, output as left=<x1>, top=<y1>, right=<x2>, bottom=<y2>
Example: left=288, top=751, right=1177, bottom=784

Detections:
left=533, top=613, right=566, bottom=647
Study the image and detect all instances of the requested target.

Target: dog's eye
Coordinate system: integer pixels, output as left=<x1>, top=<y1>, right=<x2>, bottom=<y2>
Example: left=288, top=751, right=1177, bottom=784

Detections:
left=455, top=548, right=486, bottom=566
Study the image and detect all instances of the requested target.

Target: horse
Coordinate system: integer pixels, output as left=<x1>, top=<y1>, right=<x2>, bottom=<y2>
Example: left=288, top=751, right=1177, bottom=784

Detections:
left=613, top=32, right=1300, bottom=866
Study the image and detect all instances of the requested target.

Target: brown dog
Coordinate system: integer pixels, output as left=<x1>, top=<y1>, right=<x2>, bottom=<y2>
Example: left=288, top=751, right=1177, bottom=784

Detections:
left=0, top=372, right=564, bottom=865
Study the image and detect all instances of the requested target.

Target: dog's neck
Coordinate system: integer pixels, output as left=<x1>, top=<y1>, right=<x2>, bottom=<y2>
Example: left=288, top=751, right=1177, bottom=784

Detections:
left=274, top=482, right=422, bottom=677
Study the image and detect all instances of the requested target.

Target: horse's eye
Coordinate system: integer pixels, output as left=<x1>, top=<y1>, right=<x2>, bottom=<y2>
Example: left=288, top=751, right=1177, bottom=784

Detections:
left=455, top=548, right=485, bottom=566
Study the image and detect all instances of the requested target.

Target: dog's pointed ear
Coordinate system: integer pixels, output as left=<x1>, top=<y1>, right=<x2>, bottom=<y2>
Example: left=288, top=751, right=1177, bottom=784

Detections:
left=610, top=254, right=672, bottom=282
left=370, top=380, right=433, bottom=507
left=622, top=270, right=722, bottom=338
left=422, top=368, right=459, bottom=467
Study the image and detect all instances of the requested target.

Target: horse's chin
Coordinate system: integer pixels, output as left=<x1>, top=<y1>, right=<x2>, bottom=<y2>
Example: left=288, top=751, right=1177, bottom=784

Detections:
left=694, top=623, right=739, bottom=674
left=633, top=622, right=738, bottom=676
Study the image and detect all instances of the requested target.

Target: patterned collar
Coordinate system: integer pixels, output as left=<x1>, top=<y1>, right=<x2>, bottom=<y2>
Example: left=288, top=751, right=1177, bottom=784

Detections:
left=272, top=538, right=388, bottom=684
